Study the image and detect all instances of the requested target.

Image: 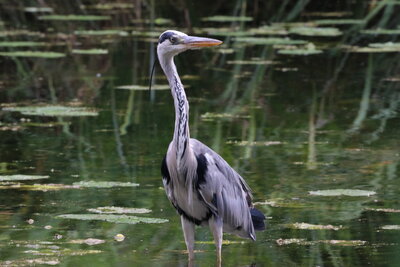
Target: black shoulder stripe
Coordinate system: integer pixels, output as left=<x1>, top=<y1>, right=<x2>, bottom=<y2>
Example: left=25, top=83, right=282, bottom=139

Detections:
left=196, top=154, right=208, bottom=186
left=161, top=155, right=170, bottom=184
left=174, top=203, right=212, bottom=225
left=159, top=31, right=174, bottom=44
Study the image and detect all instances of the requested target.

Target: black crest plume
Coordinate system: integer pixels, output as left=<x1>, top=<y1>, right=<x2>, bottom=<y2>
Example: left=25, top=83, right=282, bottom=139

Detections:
left=149, top=58, right=158, bottom=92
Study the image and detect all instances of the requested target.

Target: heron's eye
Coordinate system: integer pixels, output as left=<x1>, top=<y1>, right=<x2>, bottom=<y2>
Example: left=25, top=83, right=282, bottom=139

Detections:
left=169, top=36, right=179, bottom=44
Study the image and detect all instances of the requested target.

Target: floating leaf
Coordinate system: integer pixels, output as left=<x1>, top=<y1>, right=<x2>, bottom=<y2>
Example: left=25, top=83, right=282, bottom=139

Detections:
left=202, top=16, right=253, bottom=22
left=57, top=214, right=168, bottom=224
left=74, top=30, right=129, bottom=36
left=195, top=240, right=245, bottom=245
left=303, top=11, right=352, bottom=17
left=201, top=112, right=250, bottom=120
left=276, top=238, right=307, bottom=245
left=290, top=27, right=342, bottom=36
left=72, top=181, right=139, bottom=188
left=227, top=60, right=276, bottom=65
left=226, top=140, right=285, bottom=146
left=249, top=26, right=289, bottom=35
left=0, top=41, right=46, bottom=47
left=276, top=238, right=366, bottom=246
left=314, top=19, right=364, bottom=25
left=381, top=225, right=400, bottom=230
left=0, top=30, right=43, bottom=37
left=87, top=206, right=151, bottom=214
left=278, top=48, right=322, bottom=55
left=0, top=258, right=60, bottom=266
left=39, top=15, right=111, bottom=21
left=369, top=42, right=400, bottom=48
left=235, top=37, right=307, bottom=45
left=361, top=29, right=400, bottom=35
left=83, top=3, right=134, bottom=10
left=116, top=84, right=170, bottom=90
left=0, top=51, right=65, bottom=58
left=254, top=198, right=309, bottom=208
left=69, top=238, right=105, bottom=245
left=285, top=222, right=343, bottom=230
left=345, top=42, right=400, bottom=53
left=0, top=183, right=80, bottom=191
left=154, top=18, right=174, bottom=25
left=72, top=49, right=108, bottom=55
left=366, top=208, right=400, bottom=213
left=278, top=43, right=322, bottom=55
left=0, top=175, right=49, bottom=182
left=309, top=189, right=376, bottom=197
left=25, top=248, right=102, bottom=256
left=3, top=105, right=98, bottom=117
left=24, top=7, right=54, bottom=13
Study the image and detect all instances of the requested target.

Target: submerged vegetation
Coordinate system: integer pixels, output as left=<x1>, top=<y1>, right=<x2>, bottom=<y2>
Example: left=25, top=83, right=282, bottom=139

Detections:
left=0, top=0, right=399, bottom=266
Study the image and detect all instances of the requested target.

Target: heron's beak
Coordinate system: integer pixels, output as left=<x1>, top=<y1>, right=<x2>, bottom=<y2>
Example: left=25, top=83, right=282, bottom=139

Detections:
left=183, top=36, right=223, bottom=48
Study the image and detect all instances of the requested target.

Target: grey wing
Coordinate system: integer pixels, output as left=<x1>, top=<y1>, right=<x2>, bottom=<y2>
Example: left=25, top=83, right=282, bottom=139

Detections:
left=191, top=139, right=256, bottom=240
left=161, top=155, right=176, bottom=208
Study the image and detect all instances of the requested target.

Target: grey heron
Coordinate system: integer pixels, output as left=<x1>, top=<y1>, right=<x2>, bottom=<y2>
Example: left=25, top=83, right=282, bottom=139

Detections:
left=157, top=30, right=265, bottom=262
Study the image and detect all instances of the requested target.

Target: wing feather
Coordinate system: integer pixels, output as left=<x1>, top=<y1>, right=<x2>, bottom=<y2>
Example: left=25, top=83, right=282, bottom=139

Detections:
left=190, top=139, right=256, bottom=239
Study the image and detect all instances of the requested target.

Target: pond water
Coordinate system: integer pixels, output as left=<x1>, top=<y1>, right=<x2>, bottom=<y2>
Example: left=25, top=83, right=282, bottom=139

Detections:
left=0, top=1, right=400, bottom=266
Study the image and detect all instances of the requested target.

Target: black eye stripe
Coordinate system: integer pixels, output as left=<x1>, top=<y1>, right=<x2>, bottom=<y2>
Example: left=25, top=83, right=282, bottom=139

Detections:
left=158, top=32, right=175, bottom=44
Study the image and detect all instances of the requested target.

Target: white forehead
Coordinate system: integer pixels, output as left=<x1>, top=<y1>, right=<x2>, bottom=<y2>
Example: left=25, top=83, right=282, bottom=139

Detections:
left=160, top=30, right=187, bottom=37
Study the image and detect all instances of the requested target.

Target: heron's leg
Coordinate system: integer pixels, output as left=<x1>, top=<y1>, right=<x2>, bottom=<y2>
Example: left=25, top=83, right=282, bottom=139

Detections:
left=209, top=216, right=223, bottom=263
left=181, top=216, right=195, bottom=261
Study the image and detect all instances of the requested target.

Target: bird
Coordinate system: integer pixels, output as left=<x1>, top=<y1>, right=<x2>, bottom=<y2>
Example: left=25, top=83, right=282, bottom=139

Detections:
left=157, top=30, right=266, bottom=262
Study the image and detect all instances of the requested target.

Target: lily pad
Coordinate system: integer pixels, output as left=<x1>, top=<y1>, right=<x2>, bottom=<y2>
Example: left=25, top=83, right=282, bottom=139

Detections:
left=0, top=41, right=46, bottom=47
left=309, top=189, right=376, bottom=197
left=0, top=175, right=49, bottom=182
left=0, top=51, right=65, bottom=58
left=87, top=206, right=151, bottom=214
left=83, top=3, right=134, bottom=10
left=201, top=112, right=250, bottom=120
left=249, top=26, right=289, bottom=35
left=314, top=19, right=364, bottom=25
left=24, top=7, right=54, bottom=13
left=278, top=48, right=322, bottom=55
left=227, top=60, right=276, bottom=65
left=226, top=140, right=285, bottom=146
left=72, top=49, right=108, bottom=55
left=0, top=258, right=60, bottom=266
left=381, top=225, right=400, bottom=230
left=195, top=240, right=245, bottom=245
left=285, top=222, right=343, bottom=230
left=0, top=30, right=43, bottom=37
left=366, top=208, right=400, bottom=213
left=0, top=183, right=80, bottom=191
left=116, top=85, right=170, bottom=90
left=361, top=29, right=400, bottom=35
left=74, top=30, right=129, bottom=36
left=235, top=37, right=307, bottom=45
left=290, top=27, right=342, bottom=36
left=72, top=181, right=139, bottom=188
left=276, top=238, right=366, bottom=246
left=24, top=248, right=102, bottom=256
left=346, top=42, right=400, bottom=53
left=69, top=238, right=105, bottom=245
left=3, top=105, right=98, bottom=117
left=39, top=15, right=111, bottom=21
left=202, top=16, right=253, bottom=22
left=57, top=214, right=168, bottom=224
left=254, top=198, right=309, bottom=208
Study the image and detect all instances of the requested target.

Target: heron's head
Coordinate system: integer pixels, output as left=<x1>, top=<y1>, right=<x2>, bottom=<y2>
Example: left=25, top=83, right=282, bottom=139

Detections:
left=157, top=30, right=222, bottom=58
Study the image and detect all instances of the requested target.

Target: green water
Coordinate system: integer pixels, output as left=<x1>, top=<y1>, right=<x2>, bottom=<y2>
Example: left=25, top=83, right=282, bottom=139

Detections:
left=0, top=1, right=400, bottom=266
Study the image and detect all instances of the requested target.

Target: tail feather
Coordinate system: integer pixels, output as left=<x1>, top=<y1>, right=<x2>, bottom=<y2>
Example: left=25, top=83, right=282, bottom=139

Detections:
left=250, top=208, right=266, bottom=231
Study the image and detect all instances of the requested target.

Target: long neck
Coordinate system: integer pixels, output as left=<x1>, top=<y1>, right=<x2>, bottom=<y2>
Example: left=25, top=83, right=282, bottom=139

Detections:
left=160, top=55, right=190, bottom=161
